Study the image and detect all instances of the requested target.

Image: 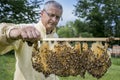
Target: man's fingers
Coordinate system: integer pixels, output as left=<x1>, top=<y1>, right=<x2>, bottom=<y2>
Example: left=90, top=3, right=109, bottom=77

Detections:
left=20, top=30, right=28, bottom=39
left=31, top=30, right=37, bottom=38
left=35, top=30, right=41, bottom=39
left=27, top=30, right=34, bottom=39
left=31, top=29, right=40, bottom=38
left=9, top=25, right=41, bottom=42
left=20, top=26, right=41, bottom=42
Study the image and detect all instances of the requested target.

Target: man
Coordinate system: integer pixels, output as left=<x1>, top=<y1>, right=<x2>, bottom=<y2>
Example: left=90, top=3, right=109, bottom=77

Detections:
left=0, top=0, right=63, bottom=80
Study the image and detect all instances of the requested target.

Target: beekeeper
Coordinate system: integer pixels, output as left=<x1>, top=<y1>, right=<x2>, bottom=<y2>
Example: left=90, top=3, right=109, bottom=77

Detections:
left=0, top=0, right=63, bottom=80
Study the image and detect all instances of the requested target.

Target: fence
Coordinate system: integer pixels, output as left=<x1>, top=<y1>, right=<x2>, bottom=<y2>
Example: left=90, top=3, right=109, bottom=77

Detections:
left=111, top=45, right=120, bottom=57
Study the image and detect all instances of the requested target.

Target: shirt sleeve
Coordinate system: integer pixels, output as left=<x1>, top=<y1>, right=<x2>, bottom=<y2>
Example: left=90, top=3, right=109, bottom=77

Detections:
left=0, top=23, right=34, bottom=55
left=0, top=23, right=20, bottom=55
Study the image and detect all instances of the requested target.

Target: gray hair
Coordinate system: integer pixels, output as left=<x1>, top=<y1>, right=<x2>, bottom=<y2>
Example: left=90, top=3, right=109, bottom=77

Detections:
left=43, top=0, right=63, bottom=11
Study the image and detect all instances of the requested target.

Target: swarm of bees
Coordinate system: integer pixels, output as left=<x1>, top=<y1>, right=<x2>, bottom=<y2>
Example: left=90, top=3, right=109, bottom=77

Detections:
left=32, top=41, right=111, bottom=79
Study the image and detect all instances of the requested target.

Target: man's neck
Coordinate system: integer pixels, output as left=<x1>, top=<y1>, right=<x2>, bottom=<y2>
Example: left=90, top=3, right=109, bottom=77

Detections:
left=46, top=29, right=53, bottom=34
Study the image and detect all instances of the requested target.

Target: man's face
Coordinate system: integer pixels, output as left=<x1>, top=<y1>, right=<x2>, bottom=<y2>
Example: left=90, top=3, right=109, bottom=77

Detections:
left=41, top=5, right=62, bottom=33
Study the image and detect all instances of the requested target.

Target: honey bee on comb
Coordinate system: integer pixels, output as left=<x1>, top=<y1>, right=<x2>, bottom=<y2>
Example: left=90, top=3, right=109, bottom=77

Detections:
left=86, top=42, right=111, bottom=79
left=31, top=41, right=111, bottom=79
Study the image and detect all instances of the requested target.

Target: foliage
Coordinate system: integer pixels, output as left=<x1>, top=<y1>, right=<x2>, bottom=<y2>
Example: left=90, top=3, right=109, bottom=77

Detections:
left=0, top=0, right=43, bottom=23
left=80, top=32, right=93, bottom=37
left=57, top=26, right=75, bottom=38
left=57, top=20, right=93, bottom=38
left=73, top=19, right=93, bottom=37
left=74, top=0, right=120, bottom=37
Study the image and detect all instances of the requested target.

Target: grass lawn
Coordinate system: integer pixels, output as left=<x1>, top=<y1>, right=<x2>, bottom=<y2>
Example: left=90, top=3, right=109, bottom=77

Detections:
left=0, top=54, right=120, bottom=80
left=0, top=54, right=15, bottom=80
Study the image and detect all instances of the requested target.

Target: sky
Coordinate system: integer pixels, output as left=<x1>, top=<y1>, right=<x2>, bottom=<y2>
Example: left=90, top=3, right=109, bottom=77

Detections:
left=43, top=0, right=78, bottom=26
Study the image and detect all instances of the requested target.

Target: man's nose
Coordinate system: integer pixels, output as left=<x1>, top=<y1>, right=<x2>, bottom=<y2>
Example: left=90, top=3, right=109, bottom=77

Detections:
left=52, top=16, right=58, bottom=22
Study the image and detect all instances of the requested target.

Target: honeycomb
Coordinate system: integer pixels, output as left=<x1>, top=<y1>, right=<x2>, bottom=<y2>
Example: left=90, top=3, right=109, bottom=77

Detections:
left=32, top=41, right=111, bottom=79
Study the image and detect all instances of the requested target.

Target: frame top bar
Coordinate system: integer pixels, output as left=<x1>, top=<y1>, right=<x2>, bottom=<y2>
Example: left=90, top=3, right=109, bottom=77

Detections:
left=42, top=38, right=120, bottom=41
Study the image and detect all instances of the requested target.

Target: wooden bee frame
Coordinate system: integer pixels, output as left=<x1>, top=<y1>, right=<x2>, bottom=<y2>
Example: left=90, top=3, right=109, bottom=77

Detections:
left=32, top=37, right=119, bottom=79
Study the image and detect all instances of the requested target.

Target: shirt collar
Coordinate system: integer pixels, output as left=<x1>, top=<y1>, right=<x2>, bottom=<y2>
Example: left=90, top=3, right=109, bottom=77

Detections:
left=36, top=21, right=56, bottom=34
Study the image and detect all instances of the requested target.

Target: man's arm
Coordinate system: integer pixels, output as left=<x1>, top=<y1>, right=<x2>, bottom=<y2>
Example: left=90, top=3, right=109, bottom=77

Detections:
left=0, top=23, right=17, bottom=54
left=9, top=24, right=41, bottom=43
left=0, top=23, right=41, bottom=55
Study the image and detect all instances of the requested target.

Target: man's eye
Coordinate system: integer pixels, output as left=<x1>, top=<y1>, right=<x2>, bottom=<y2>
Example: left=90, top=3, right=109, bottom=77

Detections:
left=56, top=16, right=60, bottom=19
left=49, top=14, right=55, bottom=17
left=48, top=13, right=60, bottom=19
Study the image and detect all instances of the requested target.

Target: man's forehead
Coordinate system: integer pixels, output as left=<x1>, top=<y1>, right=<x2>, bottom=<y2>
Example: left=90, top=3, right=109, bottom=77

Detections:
left=45, top=4, right=62, bottom=11
left=47, top=6, right=61, bottom=11
left=46, top=6, right=62, bottom=14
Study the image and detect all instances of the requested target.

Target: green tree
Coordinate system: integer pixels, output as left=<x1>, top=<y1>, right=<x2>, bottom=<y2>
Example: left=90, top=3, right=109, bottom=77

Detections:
left=80, top=32, right=93, bottom=37
left=57, top=21, right=75, bottom=38
left=74, top=0, right=120, bottom=37
left=0, top=0, right=43, bottom=54
left=0, top=0, right=43, bottom=23
left=57, top=20, right=93, bottom=38
left=73, top=19, right=93, bottom=37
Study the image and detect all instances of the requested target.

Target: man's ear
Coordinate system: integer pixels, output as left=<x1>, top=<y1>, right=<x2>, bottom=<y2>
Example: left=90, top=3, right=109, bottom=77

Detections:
left=40, top=10, right=44, bottom=17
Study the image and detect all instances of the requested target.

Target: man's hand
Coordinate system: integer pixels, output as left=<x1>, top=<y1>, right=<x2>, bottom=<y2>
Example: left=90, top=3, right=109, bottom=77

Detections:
left=9, top=25, right=41, bottom=43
